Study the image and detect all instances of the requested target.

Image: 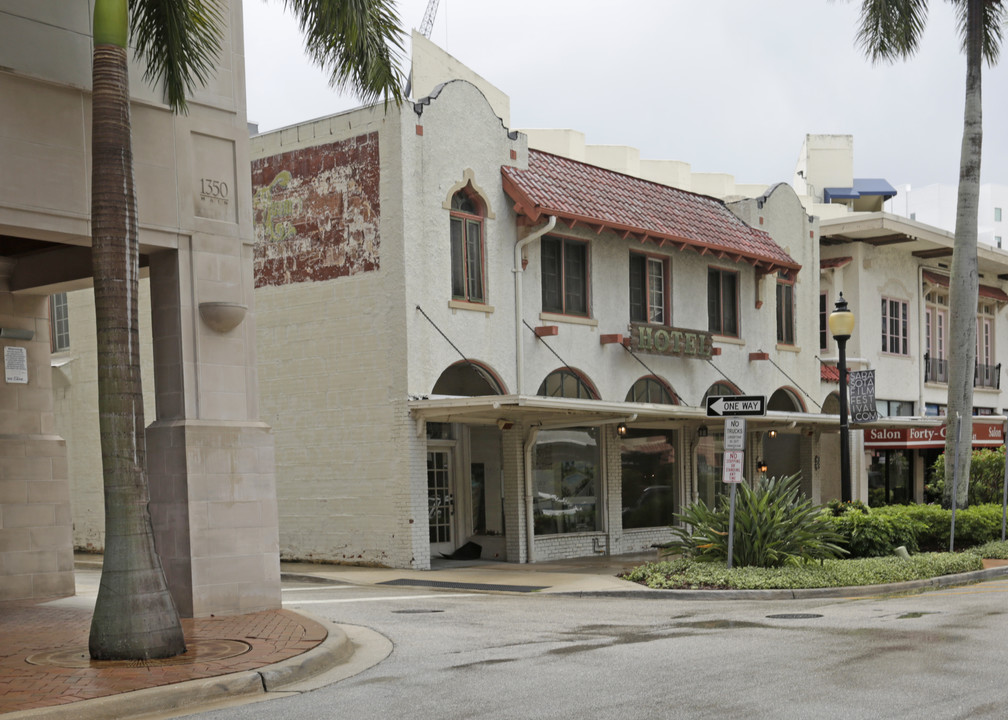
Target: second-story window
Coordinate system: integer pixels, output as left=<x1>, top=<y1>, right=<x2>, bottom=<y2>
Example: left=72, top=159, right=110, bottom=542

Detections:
left=50, top=292, right=70, bottom=352
left=881, top=297, right=909, bottom=355
left=925, top=291, right=948, bottom=383
left=819, top=293, right=828, bottom=352
left=776, top=275, right=795, bottom=345
left=541, top=236, right=589, bottom=316
left=450, top=189, right=485, bottom=303
left=707, top=267, right=738, bottom=337
left=977, top=303, right=997, bottom=388
left=629, top=252, right=668, bottom=324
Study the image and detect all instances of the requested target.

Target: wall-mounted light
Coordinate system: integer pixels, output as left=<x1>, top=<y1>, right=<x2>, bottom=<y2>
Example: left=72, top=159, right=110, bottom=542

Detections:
left=616, top=423, right=628, bottom=438
left=757, top=459, right=768, bottom=473
left=198, top=302, right=247, bottom=333
left=0, top=327, right=34, bottom=341
left=768, top=429, right=778, bottom=439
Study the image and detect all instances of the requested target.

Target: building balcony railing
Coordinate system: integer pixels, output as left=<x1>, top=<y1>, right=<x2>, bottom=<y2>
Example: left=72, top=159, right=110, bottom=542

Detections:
left=924, top=354, right=1001, bottom=389
left=975, top=362, right=1001, bottom=389
left=923, top=353, right=948, bottom=384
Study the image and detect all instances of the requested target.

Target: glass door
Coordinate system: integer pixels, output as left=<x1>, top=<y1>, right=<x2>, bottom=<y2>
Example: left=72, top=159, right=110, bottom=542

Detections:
left=428, top=449, right=455, bottom=557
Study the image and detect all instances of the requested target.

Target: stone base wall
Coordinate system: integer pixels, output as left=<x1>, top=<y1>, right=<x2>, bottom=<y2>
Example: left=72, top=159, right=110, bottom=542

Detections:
left=147, top=419, right=279, bottom=618
left=0, top=434, right=74, bottom=601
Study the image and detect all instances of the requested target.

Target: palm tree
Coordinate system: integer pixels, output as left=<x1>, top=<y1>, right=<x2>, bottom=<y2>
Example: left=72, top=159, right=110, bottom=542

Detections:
left=88, top=0, right=403, bottom=660
left=852, top=0, right=1003, bottom=509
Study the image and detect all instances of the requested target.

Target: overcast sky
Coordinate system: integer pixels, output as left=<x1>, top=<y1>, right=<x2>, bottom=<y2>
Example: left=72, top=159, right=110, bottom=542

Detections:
left=243, top=1, right=1008, bottom=188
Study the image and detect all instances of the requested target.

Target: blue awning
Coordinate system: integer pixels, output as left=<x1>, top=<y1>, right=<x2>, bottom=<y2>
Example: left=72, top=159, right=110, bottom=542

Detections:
left=824, top=178, right=897, bottom=203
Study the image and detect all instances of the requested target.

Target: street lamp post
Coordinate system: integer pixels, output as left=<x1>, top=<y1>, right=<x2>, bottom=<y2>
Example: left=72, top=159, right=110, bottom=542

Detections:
left=829, top=293, right=855, bottom=503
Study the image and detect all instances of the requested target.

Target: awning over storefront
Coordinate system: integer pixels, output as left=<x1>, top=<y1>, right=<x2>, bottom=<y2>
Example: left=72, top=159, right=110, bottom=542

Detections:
left=408, top=394, right=972, bottom=435
left=864, top=419, right=1005, bottom=449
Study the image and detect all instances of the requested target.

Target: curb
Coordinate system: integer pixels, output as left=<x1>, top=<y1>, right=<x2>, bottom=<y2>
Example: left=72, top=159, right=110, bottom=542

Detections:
left=2, top=613, right=359, bottom=720
left=552, top=563, right=1008, bottom=600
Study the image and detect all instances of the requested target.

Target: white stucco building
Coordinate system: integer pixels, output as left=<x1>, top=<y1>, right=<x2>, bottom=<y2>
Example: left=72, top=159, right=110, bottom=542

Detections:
left=886, top=183, right=1008, bottom=248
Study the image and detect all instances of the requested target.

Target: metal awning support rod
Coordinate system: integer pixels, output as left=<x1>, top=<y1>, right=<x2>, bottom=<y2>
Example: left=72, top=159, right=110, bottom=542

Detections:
left=760, top=350, right=822, bottom=411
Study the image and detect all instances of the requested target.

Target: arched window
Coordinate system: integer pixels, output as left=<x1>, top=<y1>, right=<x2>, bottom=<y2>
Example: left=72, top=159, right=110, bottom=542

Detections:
left=768, top=387, right=805, bottom=413
left=537, top=368, right=598, bottom=399
left=450, top=188, right=485, bottom=303
left=702, top=381, right=740, bottom=403
left=626, top=376, right=678, bottom=405
left=432, top=360, right=506, bottom=396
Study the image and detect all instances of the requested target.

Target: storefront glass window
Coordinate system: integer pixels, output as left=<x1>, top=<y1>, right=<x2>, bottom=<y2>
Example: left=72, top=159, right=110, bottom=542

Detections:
left=533, top=428, right=601, bottom=535
left=695, top=432, right=726, bottom=507
left=868, top=449, right=911, bottom=505
left=621, top=430, right=678, bottom=529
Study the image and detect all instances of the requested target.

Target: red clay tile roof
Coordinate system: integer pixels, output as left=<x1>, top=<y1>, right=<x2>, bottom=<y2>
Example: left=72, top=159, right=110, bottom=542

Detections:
left=502, top=150, right=800, bottom=275
left=821, top=364, right=840, bottom=383
left=820, top=256, right=853, bottom=270
left=922, top=269, right=1008, bottom=302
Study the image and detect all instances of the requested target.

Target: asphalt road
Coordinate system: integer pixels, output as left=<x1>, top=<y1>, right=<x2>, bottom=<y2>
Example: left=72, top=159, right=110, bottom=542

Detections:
left=182, top=576, right=1008, bottom=720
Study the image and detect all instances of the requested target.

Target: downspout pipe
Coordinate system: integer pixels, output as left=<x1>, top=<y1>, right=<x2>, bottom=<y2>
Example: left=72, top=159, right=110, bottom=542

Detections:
left=514, top=216, right=557, bottom=395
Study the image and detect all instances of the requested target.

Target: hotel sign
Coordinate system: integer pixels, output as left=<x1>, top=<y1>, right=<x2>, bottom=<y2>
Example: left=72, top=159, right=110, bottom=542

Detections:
left=629, top=323, right=714, bottom=360
left=864, top=422, right=1004, bottom=449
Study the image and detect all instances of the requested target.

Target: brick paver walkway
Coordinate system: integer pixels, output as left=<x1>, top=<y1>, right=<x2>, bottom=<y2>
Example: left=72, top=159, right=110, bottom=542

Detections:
left=0, top=602, right=326, bottom=714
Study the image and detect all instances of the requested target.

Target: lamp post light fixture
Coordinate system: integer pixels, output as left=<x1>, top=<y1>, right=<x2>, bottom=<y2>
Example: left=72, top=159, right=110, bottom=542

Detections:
left=828, top=292, right=856, bottom=503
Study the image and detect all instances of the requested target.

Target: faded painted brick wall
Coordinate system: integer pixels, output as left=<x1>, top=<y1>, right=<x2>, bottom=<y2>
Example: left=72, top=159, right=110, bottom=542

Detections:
left=251, top=109, right=420, bottom=568
left=252, top=132, right=381, bottom=287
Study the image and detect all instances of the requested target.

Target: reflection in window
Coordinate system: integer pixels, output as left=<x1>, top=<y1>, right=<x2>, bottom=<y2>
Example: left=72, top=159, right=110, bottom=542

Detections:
left=868, top=449, right=911, bottom=505
left=626, top=377, right=677, bottom=405
left=50, top=292, right=69, bottom=352
left=538, top=369, right=596, bottom=399
left=695, top=432, right=726, bottom=508
left=541, top=236, right=589, bottom=316
left=708, top=267, right=738, bottom=336
left=621, top=429, right=678, bottom=529
left=533, top=428, right=600, bottom=535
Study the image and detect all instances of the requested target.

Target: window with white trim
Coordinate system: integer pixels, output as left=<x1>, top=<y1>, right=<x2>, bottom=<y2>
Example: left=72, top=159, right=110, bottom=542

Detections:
left=450, top=189, right=486, bottom=303
left=49, top=293, right=69, bottom=352
left=629, top=252, right=669, bottom=324
left=776, top=274, right=795, bottom=345
left=881, top=297, right=909, bottom=355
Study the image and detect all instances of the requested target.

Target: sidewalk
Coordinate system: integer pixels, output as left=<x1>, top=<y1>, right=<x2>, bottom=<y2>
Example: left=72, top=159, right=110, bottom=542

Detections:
left=0, top=552, right=653, bottom=719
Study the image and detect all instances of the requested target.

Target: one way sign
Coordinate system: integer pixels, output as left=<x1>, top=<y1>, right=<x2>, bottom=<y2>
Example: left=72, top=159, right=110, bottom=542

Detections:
left=706, top=395, right=766, bottom=417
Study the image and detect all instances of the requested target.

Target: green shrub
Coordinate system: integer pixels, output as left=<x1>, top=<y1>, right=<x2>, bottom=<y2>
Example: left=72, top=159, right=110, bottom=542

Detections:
left=664, top=473, right=847, bottom=568
left=824, top=508, right=923, bottom=557
left=929, top=447, right=1007, bottom=506
left=873, top=503, right=1004, bottom=550
left=825, top=498, right=869, bottom=516
left=970, top=539, right=1008, bottom=559
left=622, top=553, right=983, bottom=590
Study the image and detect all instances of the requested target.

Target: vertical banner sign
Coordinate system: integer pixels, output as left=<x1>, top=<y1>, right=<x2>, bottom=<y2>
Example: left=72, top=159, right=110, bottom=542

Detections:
left=849, top=369, right=878, bottom=422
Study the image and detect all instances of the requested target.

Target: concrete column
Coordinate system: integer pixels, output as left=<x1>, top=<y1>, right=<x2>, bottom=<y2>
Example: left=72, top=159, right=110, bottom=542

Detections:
left=0, top=259, right=74, bottom=601
left=146, top=242, right=279, bottom=618
left=501, top=426, right=527, bottom=562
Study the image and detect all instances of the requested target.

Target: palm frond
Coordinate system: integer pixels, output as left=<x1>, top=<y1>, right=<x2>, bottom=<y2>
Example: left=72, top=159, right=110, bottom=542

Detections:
left=130, top=0, right=226, bottom=113
left=283, top=0, right=405, bottom=107
left=856, top=0, right=930, bottom=63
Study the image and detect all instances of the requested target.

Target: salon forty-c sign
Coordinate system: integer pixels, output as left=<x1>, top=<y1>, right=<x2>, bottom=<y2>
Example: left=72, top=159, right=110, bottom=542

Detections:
left=864, top=422, right=1004, bottom=449
left=629, top=323, right=714, bottom=360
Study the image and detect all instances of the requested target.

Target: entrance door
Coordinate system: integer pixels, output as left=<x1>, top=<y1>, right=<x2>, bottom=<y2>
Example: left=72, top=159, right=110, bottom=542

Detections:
left=428, top=449, right=455, bottom=557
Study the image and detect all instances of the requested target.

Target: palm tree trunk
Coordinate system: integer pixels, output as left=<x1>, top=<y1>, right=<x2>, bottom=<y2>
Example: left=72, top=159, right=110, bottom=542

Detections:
left=944, top=0, right=984, bottom=509
left=88, top=0, right=185, bottom=660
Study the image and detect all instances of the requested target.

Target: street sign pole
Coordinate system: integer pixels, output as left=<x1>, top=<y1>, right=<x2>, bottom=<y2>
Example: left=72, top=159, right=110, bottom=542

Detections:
left=727, top=483, right=737, bottom=570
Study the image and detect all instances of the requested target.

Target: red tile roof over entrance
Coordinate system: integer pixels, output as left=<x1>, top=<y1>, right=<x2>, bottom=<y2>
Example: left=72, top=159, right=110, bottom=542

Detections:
left=502, top=150, right=800, bottom=275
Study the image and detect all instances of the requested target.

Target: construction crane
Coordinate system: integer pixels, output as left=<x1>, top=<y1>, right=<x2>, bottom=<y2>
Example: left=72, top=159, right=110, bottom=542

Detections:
left=418, top=0, right=440, bottom=38
left=404, top=0, right=441, bottom=98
